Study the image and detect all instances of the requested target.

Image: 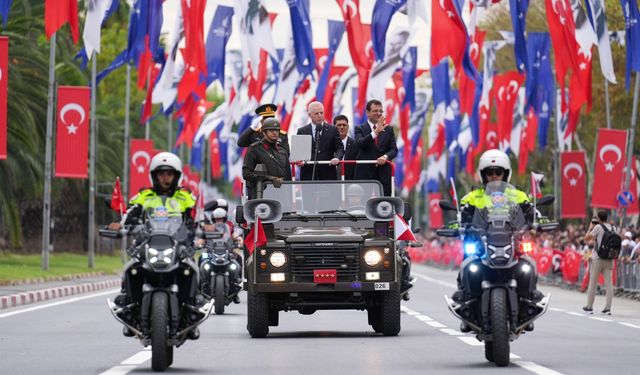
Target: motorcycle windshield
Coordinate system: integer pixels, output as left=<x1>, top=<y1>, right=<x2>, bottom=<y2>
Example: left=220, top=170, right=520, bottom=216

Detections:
left=208, top=223, right=234, bottom=249
left=471, top=181, right=526, bottom=231
left=145, top=216, right=184, bottom=236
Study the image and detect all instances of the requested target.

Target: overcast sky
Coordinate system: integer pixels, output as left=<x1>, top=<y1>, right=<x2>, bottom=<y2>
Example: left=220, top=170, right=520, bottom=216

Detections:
left=158, top=0, right=432, bottom=69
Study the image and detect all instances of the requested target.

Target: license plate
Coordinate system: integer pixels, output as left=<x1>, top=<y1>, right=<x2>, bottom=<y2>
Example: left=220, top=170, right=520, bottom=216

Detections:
left=313, top=269, right=337, bottom=284
left=374, top=282, right=390, bottom=290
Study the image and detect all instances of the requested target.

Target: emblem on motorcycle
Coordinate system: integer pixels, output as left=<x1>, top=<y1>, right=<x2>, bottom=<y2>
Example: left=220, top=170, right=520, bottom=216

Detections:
left=168, top=198, right=179, bottom=210
left=153, top=206, right=169, bottom=219
left=490, top=192, right=508, bottom=207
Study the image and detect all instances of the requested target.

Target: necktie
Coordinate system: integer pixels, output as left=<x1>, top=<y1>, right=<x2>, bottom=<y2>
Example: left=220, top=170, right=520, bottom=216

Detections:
left=373, top=125, right=379, bottom=146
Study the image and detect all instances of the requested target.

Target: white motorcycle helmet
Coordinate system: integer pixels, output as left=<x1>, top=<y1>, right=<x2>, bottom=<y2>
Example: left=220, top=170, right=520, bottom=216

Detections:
left=216, top=198, right=229, bottom=211
left=477, top=149, right=511, bottom=184
left=212, top=207, right=227, bottom=220
left=149, top=152, right=183, bottom=192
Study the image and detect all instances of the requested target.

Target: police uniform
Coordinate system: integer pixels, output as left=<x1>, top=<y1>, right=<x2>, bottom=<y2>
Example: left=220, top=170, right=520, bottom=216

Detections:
left=129, top=188, right=196, bottom=216
left=460, top=187, right=529, bottom=208
left=242, top=119, right=292, bottom=200
left=237, top=103, right=289, bottom=151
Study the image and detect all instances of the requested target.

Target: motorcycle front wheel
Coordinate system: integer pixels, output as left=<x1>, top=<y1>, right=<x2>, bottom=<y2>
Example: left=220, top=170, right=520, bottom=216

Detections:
left=214, top=274, right=226, bottom=315
left=490, top=288, right=510, bottom=367
left=151, top=292, right=173, bottom=372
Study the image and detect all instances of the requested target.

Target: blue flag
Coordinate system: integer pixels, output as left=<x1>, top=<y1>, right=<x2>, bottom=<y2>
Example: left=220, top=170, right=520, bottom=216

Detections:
left=127, top=0, right=148, bottom=66
left=401, top=47, right=417, bottom=112
left=509, top=0, right=529, bottom=72
left=190, top=136, right=204, bottom=171
left=147, top=0, right=164, bottom=57
left=621, top=0, right=640, bottom=89
left=287, top=0, right=316, bottom=77
left=315, top=20, right=345, bottom=102
left=445, top=90, right=461, bottom=149
left=0, top=0, right=11, bottom=28
left=371, top=0, right=407, bottom=61
left=525, top=32, right=554, bottom=149
left=74, top=49, right=89, bottom=71
left=205, top=5, right=234, bottom=87
left=470, top=79, right=483, bottom=147
left=96, top=49, right=128, bottom=85
left=431, top=61, right=450, bottom=107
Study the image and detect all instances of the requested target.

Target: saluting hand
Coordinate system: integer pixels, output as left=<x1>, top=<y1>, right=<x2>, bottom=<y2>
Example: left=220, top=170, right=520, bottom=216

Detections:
left=375, top=116, right=388, bottom=134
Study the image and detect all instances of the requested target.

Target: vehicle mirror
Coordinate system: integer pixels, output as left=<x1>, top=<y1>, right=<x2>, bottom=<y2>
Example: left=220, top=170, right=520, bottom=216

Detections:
left=439, top=200, right=457, bottom=211
left=412, top=227, right=421, bottom=234
left=403, top=202, right=412, bottom=222
left=235, top=205, right=246, bottom=225
left=99, top=228, right=122, bottom=239
left=409, top=241, right=423, bottom=248
left=436, top=228, right=459, bottom=237
left=537, top=195, right=555, bottom=206
left=365, top=197, right=404, bottom=222
left=243, top=199, right=282, bottom=224
left=204, top=200, right=218, bottom=212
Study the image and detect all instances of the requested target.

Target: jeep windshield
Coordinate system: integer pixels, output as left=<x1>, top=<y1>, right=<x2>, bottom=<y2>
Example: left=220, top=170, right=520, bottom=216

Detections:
left=263, top=180, right=384, bottom=216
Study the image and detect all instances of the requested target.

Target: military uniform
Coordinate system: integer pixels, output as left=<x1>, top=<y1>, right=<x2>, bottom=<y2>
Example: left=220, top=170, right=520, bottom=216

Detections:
left=237, top=103, right=289, bottom=151
left=242, top=139, right=292, bottom=200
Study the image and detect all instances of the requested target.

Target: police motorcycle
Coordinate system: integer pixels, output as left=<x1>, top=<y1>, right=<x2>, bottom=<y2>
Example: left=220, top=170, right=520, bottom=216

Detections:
left=100, top=207, right=214, bottom=372
left=436, top=181, right=557, bottom=367
left=199, top=206, right=243, bottom=315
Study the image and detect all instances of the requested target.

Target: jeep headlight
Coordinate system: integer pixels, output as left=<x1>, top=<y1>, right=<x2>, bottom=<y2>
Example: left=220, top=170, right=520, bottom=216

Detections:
left=269, top=251, right=286, bottom=268
left=364, top=250, right=382, bottom=266
left=375, top=201, right=394, bottom=218
left=147, top=247, right=174, bottom=265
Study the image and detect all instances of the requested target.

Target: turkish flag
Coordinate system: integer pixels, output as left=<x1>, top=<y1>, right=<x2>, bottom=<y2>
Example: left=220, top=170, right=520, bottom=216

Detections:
left=428, top=192, right=444, bottom=229
left=459, top=30, right=485, bottom=116
left=561, top=151, right=587, bottom=218
left=209, top=131, right=222, bottom=179
left=430, top=0, right=468, bottom=75
left=182, top=166, right=201, bottom=196
left=0, top=36, right=7, bottom=160
left=491, top=71, right=525, bottom=147
left=323, top=65, right=347, bottom=121
left=54, top=86, right=90, bottom=178
left=44, top=0, right=79, bottom=44
left=336, top=0, right=369, bottom=70
left=592, top=129, right=627, bottom=208
left=129, top=139, right=155, bottom=199
left=177, top=0, right=207, bottom=103
left=110, top=177, right=125, bottom=214
left=244, top=217, right=267, bottom=255
left=394, top=214, right=417, bottom=241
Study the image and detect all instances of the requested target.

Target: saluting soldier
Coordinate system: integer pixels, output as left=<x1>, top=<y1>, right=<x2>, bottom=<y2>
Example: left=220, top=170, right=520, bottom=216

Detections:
left=237, top=103, right=289, bottom=152
left=242, top=118, right=292, bottom=200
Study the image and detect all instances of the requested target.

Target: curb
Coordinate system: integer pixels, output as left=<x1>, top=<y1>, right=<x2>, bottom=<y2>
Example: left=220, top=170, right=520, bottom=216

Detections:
left=0, top=271, right=114, bottom=286
left=0, top=279, right=121, bottom=310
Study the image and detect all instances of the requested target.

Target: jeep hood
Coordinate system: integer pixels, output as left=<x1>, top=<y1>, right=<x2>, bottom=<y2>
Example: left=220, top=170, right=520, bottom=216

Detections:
left=284, top=227, right=364, bottom=243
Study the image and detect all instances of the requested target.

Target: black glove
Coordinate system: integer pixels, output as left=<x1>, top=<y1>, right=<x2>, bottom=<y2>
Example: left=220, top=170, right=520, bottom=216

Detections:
left=269, top=176, right=283, bottom=188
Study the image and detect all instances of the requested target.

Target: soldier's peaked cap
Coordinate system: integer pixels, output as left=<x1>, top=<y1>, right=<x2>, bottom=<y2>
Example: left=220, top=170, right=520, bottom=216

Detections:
left=255, top=103, right=277, bottom=118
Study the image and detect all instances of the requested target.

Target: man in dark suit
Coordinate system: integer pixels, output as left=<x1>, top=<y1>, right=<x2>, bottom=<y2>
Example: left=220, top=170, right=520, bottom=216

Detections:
left=297, top=101, right=344, bottom=180
left=333, top=114, right=357, bottom=180
left=355, top=99, right=398, bottom=196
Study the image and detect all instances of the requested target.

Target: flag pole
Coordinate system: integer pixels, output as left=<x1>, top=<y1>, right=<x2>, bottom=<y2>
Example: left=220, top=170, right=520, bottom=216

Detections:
left=144, top=66, right=151, bottom=140
left=121, top=64, right=131, bottom=263
left=88, top=52, right=97, bottom=268
left=41, top=32, right=56, bottom=271
left=605, top=80, right=612, bottom=129
left=621, top=72, right=640, bottom=227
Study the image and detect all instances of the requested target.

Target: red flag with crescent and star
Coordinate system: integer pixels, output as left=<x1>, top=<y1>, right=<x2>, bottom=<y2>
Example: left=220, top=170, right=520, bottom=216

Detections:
left=428, top=192, right=443, bottom=229
left=0, top=36, right=7, bottom=159
left=561, top=151, right=586, bottom=218
left=54, top=86, right=90, bottom=178
left=129, top=139, right=155, bottom=200
left=592, top=129, right=628, bottom=209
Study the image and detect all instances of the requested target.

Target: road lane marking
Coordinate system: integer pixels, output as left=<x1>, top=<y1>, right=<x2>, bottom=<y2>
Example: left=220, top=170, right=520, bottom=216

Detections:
left=511, top=360, right=565, bottom=375
left=440, top=328, right=463, bottom=336
left=457, top=337, right=483, bottom=346
left=548, top=307, right=565, bottom=312
left=619, top=322, right=640, bottom=329
left=0, top=289, right=118, bottom=319
left=589, top=317, right=613, bottom=322
left=565, top=312, right=584, bottom=317
left=415, top=315, right=433, bottom=321
left=412, top=272, right=457, bottom=289
left=100, top=349, right=151, bottom=375
left=424, top=320, right=446, bottom=328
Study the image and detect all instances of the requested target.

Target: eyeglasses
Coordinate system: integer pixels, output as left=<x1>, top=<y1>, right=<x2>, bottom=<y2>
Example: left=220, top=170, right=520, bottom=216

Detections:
left=484, top=168, right=504, bottom=177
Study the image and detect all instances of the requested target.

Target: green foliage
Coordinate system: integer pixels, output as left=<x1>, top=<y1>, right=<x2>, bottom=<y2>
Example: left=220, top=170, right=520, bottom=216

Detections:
left=0, top=252, right=121, bottom=283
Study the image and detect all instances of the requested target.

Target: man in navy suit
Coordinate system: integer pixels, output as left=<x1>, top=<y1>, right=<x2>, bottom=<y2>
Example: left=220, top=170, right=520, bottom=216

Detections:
left=297, top=102, right=344, bottom=180
left=355, top=99, right=398, bottom=196
left=334, top=114, right=358, bottom=180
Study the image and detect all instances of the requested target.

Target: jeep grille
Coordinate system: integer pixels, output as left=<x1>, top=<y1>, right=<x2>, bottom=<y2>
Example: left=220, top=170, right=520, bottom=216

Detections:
left=290, top=243, right=360, bottom=282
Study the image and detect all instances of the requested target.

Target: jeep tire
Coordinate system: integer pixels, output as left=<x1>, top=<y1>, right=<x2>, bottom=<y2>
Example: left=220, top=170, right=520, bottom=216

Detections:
left=379, top=290, right=401, bottom=336
left=247, top=291, right=269, bottom=338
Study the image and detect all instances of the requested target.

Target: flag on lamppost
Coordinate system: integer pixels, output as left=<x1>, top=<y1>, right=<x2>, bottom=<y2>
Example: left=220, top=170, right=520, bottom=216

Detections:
left=54, top=86, right=90, bottom=178
left=592, top=128, right=628, bottom=208
left=561, top=151, right=587, bottom=218
left=0, top=0, right=12, bottom=28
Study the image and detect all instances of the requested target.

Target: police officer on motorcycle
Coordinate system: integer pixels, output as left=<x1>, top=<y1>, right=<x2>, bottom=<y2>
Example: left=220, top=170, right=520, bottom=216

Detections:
left=108, top=151, right=208, bottom=338
left=452, top=150, right=543, bottom=328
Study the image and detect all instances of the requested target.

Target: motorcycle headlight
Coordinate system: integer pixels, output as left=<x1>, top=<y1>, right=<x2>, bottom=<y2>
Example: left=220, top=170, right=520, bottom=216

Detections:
left=364, top=250, right=382, bottom=266
left=269, top=251, right=286, bottom=268
left=147, top=247, right=175, bottom=265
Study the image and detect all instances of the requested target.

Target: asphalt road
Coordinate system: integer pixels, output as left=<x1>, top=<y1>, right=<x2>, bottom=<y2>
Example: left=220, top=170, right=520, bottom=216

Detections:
left=1, top=264, right=639, bottom=375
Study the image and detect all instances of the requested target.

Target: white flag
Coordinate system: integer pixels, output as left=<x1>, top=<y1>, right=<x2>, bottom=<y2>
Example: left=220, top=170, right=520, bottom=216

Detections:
left=152, top=5, right=184, bottom=111
left=586, top=0, right=617, bottom=83
left=83, top=0, right=114, bottom=57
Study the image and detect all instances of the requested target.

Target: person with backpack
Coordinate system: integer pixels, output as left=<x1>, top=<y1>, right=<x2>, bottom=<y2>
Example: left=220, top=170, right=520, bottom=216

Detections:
left=583, top=210, right=621, bottom=315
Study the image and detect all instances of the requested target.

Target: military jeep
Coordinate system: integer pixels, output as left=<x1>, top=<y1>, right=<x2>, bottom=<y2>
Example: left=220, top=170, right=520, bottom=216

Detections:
left=237, top=180, right=410, bottom=338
